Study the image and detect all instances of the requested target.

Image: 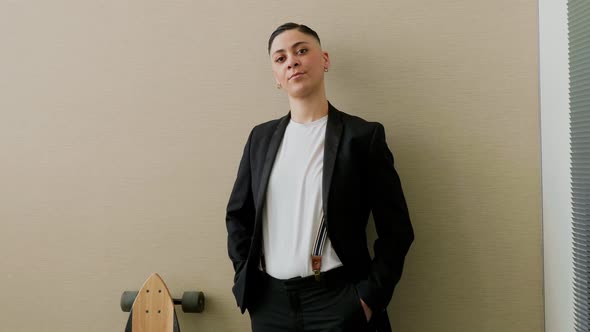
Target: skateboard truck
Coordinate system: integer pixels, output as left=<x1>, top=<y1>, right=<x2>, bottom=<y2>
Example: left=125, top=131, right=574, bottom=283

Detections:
left=121, top=289, right=205, bottom=313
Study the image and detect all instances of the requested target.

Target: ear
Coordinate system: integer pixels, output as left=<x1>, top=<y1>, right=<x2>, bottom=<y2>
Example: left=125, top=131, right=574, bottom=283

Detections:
left=271, top=69, right=281, bottom=85
left=273, top=74, right=281, bottom=86
left=322, top=51, right=330, bottom=70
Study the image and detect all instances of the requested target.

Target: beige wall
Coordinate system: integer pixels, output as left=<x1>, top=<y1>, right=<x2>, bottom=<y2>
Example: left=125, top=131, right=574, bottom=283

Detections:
left=0, top=1, right=542, bottom=331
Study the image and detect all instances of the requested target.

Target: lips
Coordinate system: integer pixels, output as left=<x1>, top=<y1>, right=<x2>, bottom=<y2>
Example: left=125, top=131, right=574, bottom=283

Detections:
left=289, top=72, right=305, bottom=80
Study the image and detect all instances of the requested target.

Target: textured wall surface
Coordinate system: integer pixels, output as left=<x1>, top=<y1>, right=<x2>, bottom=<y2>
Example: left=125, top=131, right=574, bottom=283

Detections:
left=0, top=1, right=542, bottom=331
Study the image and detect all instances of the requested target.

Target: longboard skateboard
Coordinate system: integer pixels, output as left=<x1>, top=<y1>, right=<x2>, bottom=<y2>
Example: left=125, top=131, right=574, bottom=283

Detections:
left=121, top=273, right=204, bottom=332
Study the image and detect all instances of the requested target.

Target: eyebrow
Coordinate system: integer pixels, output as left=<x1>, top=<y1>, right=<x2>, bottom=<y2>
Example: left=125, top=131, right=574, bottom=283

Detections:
left=272, top=41, right=310, bottom=56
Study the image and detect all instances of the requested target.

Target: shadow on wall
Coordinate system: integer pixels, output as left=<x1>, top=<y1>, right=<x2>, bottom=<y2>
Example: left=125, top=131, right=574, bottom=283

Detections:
left=334, top=41, right=490, bottom=330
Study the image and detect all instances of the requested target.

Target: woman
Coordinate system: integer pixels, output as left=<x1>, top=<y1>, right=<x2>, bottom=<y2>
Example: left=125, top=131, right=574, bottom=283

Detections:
left=226, top=22, right=414, bottom=332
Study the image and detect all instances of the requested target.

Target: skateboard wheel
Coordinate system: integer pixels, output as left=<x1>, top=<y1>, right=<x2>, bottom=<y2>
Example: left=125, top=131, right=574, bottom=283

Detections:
left=120, top=291, right=139, bottom=312
left=181, top=291, right=205, bottom=313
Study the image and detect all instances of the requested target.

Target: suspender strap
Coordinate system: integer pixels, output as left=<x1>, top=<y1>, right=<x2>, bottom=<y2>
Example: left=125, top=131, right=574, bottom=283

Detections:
left=311, top=210, right=328, bottom=281
left=260, top=210, right=328, bottom=282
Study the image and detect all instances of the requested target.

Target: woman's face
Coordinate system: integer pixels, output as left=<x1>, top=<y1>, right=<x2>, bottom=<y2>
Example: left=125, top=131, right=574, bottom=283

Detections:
left=269, top=29, right=330, bottom=99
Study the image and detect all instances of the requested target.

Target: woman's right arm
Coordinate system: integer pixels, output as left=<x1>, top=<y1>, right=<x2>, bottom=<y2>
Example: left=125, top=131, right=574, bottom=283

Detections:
left=225, top=129, right=256, bottom=275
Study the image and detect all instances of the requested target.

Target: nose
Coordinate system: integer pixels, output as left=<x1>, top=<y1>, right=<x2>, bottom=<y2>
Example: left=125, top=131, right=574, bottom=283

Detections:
left=287, top=56, right=300, bottom=69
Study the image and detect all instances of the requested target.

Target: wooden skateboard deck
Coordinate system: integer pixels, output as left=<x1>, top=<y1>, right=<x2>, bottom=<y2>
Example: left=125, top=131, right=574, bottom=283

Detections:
left=124, top=273, right=180, bottom=332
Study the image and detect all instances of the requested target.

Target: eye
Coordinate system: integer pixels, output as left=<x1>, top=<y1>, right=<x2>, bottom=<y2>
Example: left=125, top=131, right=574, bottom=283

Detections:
left=275, top=56, right=285, bottom=63
left=297, top=48, right=308, bottom=55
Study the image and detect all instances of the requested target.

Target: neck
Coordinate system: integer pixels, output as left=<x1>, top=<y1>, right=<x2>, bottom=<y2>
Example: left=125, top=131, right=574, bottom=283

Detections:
left=287, top=88, right=329, bottom=124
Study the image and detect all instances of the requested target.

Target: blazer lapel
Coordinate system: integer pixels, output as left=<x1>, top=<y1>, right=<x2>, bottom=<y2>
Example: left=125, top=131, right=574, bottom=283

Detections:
left=250, top=113, right=290, bottom=262
left=323, top=102, right=343, bottom=221
left=255, top=113, right=290, bottom=219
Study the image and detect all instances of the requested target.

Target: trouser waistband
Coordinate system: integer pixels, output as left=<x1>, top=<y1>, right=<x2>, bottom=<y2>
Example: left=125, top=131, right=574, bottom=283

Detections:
left=258, top=266, right=350, bottom=291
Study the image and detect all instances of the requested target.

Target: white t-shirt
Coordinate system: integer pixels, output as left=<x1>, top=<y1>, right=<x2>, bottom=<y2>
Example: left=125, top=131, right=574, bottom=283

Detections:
left=261, top=114, right=343, bottom=279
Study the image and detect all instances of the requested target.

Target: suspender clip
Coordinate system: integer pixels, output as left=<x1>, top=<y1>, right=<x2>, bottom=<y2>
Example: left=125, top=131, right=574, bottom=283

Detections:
left=312, top=256, right=322, bottom=281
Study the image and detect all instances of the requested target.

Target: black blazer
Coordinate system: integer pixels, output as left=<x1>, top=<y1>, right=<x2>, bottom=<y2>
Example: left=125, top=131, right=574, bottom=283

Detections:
left=226, top=101, right=414, bottom=328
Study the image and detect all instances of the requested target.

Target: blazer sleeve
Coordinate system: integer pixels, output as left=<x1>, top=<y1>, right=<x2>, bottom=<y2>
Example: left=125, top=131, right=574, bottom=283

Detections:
left=355, top=123, right=415, bottom=313
left=226, top=129, right=256, bottom=277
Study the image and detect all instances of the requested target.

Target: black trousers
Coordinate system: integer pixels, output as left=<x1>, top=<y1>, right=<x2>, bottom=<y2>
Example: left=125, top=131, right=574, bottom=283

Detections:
left=247, top=267, right=375, bottom=332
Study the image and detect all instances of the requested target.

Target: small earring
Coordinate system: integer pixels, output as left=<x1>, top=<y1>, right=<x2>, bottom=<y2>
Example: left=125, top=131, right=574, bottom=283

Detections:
left=276, top=83, right=282, bottom=89
left=324, top=68, right=329, bottom=72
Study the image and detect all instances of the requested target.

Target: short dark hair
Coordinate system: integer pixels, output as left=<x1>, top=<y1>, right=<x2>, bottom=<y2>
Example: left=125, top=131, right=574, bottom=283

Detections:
left=268, top=22, right=321, bottom=55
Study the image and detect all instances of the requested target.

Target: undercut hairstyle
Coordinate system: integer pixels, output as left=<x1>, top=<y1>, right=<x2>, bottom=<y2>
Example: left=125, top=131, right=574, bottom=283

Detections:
left=268, top=22, right=321, bottom=55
